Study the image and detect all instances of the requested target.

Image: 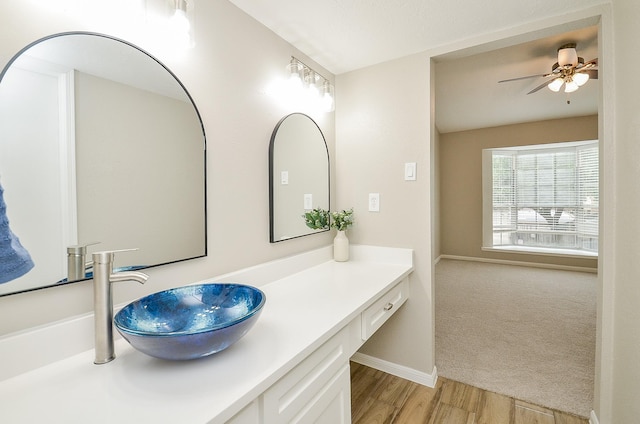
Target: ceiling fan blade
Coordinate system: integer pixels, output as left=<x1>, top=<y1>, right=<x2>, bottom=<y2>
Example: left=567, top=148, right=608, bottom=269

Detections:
left=577, top=58, right=598, bottom=70
left=585, top=69, right=598, bottom=79
left=575, top=68, right=598, bottom=79
left=498, top=73, right=550, bottom=83
left=527, top=79, right=553, bottom=95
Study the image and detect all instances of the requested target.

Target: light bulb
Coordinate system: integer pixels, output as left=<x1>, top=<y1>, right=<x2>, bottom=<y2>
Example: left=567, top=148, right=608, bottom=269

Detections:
left=548, top=78, right=564, bottom=92
left=305, top=70, right=320, bottom=103
left=308, top=81, right=319, bottom=98
left=574, top=72, right=590, bottom=86
left=286, top=59, right=303, bottom=89
left=321, top=81, right=335, bottom=112
left=168, top=0, right=193, bottom=48
left=564, top=79, right=579, bottom=93
left=171, top=9, right=190, bottom=33
left=171, top=0, right=190, bottom=32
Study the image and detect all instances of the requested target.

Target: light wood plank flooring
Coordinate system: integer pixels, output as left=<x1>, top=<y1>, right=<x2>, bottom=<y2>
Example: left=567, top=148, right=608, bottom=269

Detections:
left=351, top=362, right=589, bottom=424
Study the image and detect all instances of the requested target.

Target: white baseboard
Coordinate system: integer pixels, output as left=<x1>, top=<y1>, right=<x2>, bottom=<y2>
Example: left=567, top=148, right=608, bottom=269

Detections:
left=589, top=410, right=599, bottom=424
left=438, top=254, right=597, bottom=274
left=351, top=352, right=438, bottom=388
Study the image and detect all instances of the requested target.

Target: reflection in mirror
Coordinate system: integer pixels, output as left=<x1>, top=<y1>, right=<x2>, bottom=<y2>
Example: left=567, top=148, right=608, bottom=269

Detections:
left=0, top=32, right=206, bottom=296
left=269, top=113, right=329, bottom=242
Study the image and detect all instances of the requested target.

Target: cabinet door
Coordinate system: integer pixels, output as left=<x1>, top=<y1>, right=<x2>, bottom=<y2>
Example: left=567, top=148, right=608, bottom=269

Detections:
left=263, top=329, right=350, bottom=423
left=300, top=364, right=350, bottom=424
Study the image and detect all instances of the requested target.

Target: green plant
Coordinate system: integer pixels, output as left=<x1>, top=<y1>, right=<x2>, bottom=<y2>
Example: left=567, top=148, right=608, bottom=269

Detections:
left=330, top=208, right=354, bottom=231
left=302, top=207, right=329, bottom=230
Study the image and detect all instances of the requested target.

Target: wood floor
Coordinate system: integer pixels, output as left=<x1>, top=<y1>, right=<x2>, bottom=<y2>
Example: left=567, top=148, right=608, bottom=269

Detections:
left=351, top=362, right=589, bottom=424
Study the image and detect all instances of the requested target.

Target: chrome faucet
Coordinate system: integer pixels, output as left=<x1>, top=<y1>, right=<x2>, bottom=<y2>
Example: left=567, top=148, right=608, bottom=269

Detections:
left=67, top=242, right=99, bottom=281
left=92, top=249, right=148, bottom=365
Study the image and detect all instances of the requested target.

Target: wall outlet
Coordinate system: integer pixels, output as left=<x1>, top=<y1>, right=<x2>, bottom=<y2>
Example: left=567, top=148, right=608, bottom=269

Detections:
left=368, top=193, right=380, bottom=212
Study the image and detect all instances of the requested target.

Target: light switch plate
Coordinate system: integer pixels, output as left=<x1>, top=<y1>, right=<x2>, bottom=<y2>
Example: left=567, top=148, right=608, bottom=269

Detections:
left=304, top=193, right=313, bottom=210
left=281, top=171, right=289, bottom=185
left=404, top=162, right=416, bottom=181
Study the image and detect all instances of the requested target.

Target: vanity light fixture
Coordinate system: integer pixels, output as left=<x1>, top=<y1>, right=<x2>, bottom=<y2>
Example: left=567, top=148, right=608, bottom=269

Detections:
left=287, top=56, right=335, bottom=112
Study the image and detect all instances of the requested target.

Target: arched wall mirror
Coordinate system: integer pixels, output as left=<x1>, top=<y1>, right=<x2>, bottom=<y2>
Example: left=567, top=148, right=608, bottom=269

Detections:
left=0, top=32, right=207, bottom=296
left=269, top=113, right=329, bottom=242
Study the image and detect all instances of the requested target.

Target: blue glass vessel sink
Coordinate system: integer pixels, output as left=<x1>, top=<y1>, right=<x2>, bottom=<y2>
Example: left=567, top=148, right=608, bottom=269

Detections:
left=114, top=283, right=266, bottom=360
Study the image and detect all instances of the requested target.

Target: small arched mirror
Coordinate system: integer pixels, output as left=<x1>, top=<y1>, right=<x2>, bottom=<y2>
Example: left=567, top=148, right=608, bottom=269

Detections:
left=269, top=113, right=329, bottom=242
left=0, top=32, right=206, bottom=296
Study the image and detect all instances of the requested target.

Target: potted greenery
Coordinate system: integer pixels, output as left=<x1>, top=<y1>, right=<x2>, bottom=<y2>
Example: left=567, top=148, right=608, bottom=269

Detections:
left=330, top=208, right=353, bottom=261
left=302, top=207, right=329, bottom=230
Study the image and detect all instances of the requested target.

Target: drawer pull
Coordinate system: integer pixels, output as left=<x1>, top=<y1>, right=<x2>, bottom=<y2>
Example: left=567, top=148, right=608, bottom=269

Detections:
left=383, top=303, right=394, bottom=311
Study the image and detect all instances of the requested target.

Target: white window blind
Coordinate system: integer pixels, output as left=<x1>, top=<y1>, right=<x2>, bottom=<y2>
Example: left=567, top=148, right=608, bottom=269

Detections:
left=483, top=140, right=598, bottom=255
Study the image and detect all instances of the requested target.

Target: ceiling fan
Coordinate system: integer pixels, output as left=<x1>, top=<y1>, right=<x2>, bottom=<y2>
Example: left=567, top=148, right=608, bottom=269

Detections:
left=499, top=43, right=598, bottom=95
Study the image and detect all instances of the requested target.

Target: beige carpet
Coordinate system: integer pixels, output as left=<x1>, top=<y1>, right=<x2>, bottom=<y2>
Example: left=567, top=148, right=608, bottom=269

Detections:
left=435, top=258, right=596, bottom=417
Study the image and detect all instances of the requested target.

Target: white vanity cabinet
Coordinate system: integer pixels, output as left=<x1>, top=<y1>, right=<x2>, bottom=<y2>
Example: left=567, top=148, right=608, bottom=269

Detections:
left=227, top=276, right=409, bottom=424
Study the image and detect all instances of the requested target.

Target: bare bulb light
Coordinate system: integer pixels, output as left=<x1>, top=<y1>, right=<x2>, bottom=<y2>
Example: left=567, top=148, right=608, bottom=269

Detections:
left=321, top=81, right=335, bottom=112
left=287, top=58, right=304, bottom=89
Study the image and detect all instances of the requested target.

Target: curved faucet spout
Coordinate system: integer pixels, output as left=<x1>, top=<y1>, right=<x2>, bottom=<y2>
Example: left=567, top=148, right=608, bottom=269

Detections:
left=109, top=271, right=148, bottom=285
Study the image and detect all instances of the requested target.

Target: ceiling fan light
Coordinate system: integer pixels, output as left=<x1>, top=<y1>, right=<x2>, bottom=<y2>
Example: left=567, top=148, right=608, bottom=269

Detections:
left=564, top=80, right=579, bottom=93
left=574, top=72, right=590, bottom=86
left=548, top=78, right=564, bottom=92
left=558, top=46, right=578, bottom=67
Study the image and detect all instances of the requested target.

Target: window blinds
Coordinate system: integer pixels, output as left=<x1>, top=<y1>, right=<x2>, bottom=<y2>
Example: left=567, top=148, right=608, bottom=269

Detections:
left=489, top=141, right=598, bottom=253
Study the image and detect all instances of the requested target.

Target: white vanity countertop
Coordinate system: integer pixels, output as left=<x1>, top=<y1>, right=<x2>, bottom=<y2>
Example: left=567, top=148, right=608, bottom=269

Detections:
left=0, top=246, right=413, bottom=424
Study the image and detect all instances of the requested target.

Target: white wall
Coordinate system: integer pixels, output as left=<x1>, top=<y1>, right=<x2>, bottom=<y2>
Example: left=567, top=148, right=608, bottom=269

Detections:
left=611, top=0, right=640, bottom=422
left=336, top=54, right=434, bottom=375
left=0, top=0, right=335, bottom=334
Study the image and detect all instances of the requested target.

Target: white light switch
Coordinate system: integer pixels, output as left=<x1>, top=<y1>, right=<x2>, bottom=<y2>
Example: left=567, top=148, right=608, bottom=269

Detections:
left=404, top=162, right=417, bottom=181
left=304, top=193, right=313, bottom=210
left=281, top=171, right=289, bottom=185
left=368, top=193, right=380, bottom=212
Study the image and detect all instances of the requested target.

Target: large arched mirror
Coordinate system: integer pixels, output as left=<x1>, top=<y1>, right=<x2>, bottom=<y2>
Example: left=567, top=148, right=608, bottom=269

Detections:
left=269, top=113, right=329, bottom=242
left=0, top=32, right=206, bottom=296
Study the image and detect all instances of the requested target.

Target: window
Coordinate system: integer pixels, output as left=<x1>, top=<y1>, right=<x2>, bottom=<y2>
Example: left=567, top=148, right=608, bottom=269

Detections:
left=482, top=140, right=598, bottom=256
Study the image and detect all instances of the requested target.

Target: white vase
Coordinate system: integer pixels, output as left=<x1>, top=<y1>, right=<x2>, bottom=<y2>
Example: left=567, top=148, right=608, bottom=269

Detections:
left=333, top=230, right=349, bottom=262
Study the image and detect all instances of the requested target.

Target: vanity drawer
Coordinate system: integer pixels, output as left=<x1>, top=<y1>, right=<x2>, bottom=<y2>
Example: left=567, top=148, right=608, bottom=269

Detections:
left=361, top=278, right=408, bottom=340
left=262, top=328, right=350, bottom=423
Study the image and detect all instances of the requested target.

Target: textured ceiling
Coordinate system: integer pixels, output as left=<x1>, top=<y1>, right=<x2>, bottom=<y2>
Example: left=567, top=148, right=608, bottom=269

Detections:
left=227, top=0, right=602, bottom=132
